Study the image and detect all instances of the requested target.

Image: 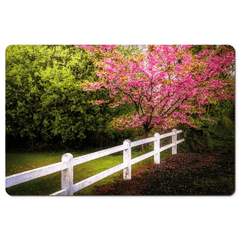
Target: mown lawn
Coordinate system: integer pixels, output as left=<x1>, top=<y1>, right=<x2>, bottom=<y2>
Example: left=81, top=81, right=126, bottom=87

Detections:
left=5, top=145, right=172, bottom=196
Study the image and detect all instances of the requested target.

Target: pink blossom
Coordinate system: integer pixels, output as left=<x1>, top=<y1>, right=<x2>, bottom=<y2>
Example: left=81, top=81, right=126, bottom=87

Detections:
left=79, top=44, right=234, bottom=132
left=183, top=54, right=191, bottom=60
left=176, top=65, right=184, bottom=71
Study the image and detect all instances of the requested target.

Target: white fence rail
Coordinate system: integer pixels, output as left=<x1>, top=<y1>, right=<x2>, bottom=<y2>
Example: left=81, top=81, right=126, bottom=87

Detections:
left=6, top=129, right=184, bottom=196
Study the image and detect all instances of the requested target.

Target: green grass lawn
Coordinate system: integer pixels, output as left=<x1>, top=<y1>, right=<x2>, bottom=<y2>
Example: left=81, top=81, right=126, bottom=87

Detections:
left=5, top=145, right=172, bottom=196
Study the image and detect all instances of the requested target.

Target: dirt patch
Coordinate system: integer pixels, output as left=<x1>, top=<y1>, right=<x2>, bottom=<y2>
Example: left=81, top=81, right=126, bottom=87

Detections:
left=92, top=153, right=235, bottom=196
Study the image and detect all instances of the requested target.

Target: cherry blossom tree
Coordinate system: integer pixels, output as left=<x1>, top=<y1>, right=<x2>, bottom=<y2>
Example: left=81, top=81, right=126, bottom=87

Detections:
left=77, top=45, right=235, bottom=139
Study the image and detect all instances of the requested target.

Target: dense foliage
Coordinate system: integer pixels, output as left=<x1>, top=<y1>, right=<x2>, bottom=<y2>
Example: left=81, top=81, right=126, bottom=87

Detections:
left=6, top=45, right=235, bottom=154
left=182, top=45, right=235, bottom=154
left=79, top=45, right=235, bottom=141
left=6, top=45, right=133, bottom=151
left=182, top=99, right=235, bottom=154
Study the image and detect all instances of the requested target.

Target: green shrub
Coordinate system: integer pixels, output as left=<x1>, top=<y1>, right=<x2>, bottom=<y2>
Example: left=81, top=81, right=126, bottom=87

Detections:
left=182, top=100, right=235, bottom=154
left=6, top=45, right=134, bottom=151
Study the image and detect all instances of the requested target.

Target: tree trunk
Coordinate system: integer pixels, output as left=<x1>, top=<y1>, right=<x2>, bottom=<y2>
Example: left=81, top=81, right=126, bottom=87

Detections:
left=141, top=129, right=150, bottom=152
left=31, top=138, right=34, bottom=149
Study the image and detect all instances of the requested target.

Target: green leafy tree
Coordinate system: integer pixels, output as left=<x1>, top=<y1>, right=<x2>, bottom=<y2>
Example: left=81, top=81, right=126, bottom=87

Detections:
left=6, top=45, right=132, bottom=150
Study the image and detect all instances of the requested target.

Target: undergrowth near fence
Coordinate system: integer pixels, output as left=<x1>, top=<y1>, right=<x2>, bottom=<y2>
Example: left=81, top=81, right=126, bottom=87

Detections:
left=6, top=144, right=171, bottom=195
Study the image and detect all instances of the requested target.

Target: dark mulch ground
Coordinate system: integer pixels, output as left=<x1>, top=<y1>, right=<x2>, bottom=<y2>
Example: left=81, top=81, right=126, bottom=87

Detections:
left=92, top=153, right=235, bottom=196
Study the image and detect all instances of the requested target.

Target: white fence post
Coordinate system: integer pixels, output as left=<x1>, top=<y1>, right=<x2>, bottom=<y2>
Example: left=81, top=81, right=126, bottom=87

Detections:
left=123, top=139, right=131, bottom=180
left=154, top=133, right=160, bottom=164
left=61, top=153, right=74, bottom=195
left=172, top=129, right=177, bottom=154
left=6, top=130, right=185, bottom=195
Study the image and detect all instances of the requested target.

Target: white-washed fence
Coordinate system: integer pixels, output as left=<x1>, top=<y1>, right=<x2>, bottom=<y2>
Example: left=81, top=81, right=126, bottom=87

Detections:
left=5, top=129, right=184, bottom=196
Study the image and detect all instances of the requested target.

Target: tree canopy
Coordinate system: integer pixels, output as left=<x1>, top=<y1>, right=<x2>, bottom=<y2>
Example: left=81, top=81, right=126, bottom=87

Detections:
left=5, top=45, right=133, bottom=150
left=78, top=45, right=235, bottom=138
left=5, top=45, right=235, bottom=152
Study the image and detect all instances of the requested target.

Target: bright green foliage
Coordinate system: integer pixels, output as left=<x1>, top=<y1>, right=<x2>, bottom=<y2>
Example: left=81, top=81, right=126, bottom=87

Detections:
left=6, top=45, right=133, bottom=150
left=117, top=45, right=146, bottom=57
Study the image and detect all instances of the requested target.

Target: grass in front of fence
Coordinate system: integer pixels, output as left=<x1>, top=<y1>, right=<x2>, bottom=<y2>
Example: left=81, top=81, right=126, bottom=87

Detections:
left=5, top=146, right=172, bottom=196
